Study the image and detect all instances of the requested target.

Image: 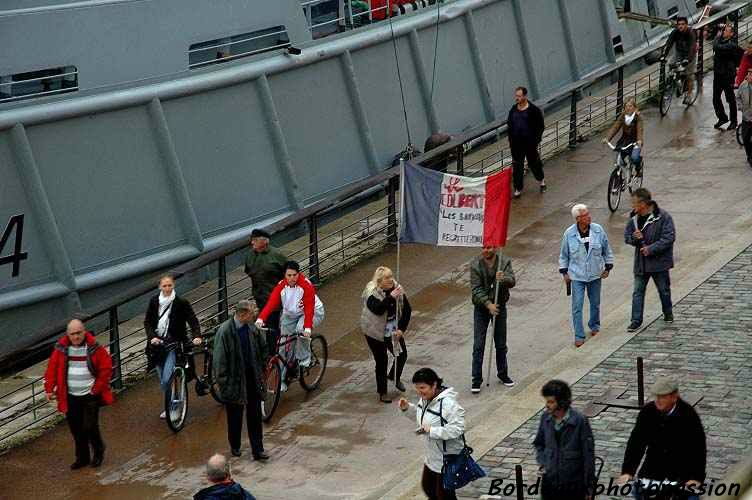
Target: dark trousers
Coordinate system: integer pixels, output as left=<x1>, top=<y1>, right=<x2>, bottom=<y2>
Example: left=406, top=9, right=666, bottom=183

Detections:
left=421, top=466, right=457, bottom=500
left=742, top=121, right=752, bottom=162
left=67, top=394, right=105, bottom=464
left=511, top=142, right=544, bottom=191
left=365, top=335, right=407, bottom=395
left=631, top=271, right=672, bottom=325
left=472, top=304, right=508, bottom=385
left=226, top=382, right=264, bottom=456
left=264, top=310, right=281, bottom=354
left=713, top=77, right=737, bottom=124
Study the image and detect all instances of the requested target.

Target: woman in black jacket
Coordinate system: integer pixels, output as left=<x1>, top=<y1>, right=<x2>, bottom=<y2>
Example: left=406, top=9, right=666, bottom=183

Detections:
left=144, top=274, right=202, bottom=418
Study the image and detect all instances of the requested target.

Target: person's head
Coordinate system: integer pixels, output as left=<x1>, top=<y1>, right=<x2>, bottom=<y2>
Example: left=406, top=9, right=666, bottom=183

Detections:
left=206, top=453, right=231, bottom=484
left=723, top=23, right=734, bottom=39
left=366, top=266, right=395, bottom=295
left=411, top=368, right=443, bottom=401
left=481, top=246, right=497, bottom=260
left=284, top=260, right=301, bottom=286
left=651, top=376, right=680, bottom=413
left=631, top=187, right=653, bottom=215
left=746, top=67, right=752, bottom=83
left=158, top=274, right=175, bottom=297
left=250, top=228, right=271, bottom=252
left=234, top=299, right=257, bottom=325
left=541, top=379, right=572, bottom=415
left=571, top=203, right=591, bottom=227
left=676, top=16, right=689, bottom=32
left=66, top=319, right=87, bottom=347
left=514, top=86, right=528, bottom=105
left=624, top=97, right=638, bottom=115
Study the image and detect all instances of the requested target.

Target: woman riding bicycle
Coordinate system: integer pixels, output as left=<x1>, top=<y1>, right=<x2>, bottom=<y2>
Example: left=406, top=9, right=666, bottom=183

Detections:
left=144, top=274, right=203, bottom=419
left=256, top=260, right=325, bottom=392
left=604, top=98, right=644, bottom=176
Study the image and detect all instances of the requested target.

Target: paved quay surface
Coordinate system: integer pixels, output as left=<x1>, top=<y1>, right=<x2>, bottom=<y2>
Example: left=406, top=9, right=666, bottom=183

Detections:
left=2, top=72, right=752, bottom=499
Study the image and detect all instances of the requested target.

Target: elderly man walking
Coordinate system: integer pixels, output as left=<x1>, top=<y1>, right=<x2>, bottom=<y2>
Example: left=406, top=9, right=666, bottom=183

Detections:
left=559, top=204, right=614, bottom=347
left=624, top=188, right=676, bottom=332
left=194, top=453, right=257, bottom=500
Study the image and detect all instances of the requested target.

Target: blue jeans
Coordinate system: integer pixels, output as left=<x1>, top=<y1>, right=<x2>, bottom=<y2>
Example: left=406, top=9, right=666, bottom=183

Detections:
left=155, top=350, right=176, bottom=393
left=571, top=279, right=601, bottom=342
left=620, top=145, right=642, bottom=169
left=631, top=271, right=672, bottom=325
left=472, top=304, right=508, bottom=385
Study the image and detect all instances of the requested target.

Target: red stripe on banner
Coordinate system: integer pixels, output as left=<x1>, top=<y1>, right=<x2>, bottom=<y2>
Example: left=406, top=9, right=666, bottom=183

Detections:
left=482, top=169, right=512, bottom=247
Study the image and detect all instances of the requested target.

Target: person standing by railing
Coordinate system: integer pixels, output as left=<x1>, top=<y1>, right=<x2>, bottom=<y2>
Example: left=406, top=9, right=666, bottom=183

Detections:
left=508, top=86, right=546, bottom=198
left=44, top=319, right=113, bottom=469
left=144, top=274, right=203, bottom=419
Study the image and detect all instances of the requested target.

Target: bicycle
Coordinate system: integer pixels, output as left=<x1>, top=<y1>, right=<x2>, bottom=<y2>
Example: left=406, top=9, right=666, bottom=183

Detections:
left=260, top=328, right=328, bottom=422
left=162, top=338, right=222, bottom=432
left=631, top=478, right=685, bottom=499
left=659, top=58, right=699, bottom=116
left=606, top=141, right=643, bottom=212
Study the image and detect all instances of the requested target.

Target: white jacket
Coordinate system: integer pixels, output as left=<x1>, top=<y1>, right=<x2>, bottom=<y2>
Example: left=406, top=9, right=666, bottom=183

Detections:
left=405, top=387, right=466, bottom=473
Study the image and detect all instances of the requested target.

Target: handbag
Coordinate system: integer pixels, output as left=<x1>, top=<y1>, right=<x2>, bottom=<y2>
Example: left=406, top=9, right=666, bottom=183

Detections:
left=430, top=399, right=487, bottom=491
left=145, top=301, right=172, bottom=370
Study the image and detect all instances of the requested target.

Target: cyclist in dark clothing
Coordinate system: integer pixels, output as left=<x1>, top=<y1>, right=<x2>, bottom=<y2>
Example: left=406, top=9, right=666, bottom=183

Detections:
left=661, top=17, right=697, bottom=103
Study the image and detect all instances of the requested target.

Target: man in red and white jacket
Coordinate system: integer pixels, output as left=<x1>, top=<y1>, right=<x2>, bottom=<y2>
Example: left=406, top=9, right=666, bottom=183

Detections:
left=256, top=261, right=325, bottom=390
left=44, top=319, right=113, bottom=469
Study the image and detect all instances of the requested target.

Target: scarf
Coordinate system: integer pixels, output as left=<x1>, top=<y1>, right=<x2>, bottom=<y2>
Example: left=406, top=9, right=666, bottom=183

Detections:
left=624, top=112, right=636, bottom=126
left=157, top=290, right=176, bottom=337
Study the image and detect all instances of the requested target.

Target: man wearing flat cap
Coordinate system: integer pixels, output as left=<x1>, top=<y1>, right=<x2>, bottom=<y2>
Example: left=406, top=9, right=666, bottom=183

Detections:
left=618, top=376, right=706, bottom=499
left=244, top=229, right=288, bottom=350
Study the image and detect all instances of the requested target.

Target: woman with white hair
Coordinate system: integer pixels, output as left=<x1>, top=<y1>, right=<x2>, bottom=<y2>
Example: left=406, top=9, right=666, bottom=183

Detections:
left=558, top=204, right=614, bottom=347
left=360, top=266, right=412, bottom=403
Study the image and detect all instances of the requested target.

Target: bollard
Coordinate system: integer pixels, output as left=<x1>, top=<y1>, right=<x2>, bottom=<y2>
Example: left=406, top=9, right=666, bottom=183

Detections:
left=515, top=464, right=525, bottom=500
left=109, top=307, right=123, bottom=390
left=637, top=356, right=644, bottom=407
left=308, top=215, right=321, bottom=284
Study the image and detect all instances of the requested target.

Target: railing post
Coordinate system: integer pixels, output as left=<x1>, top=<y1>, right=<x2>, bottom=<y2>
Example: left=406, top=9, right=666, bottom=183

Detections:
left=217, top=256, right=228, bottom=322
left=456, top=144, right=464, bottom=175
left=568, top=90, right=578, bottom=150
left=637, top=356, right=645, bottom=408
left=617, top=66, right=624, bottom=115
left=308, top=215, right=321, bottom=284
left=109, top=307, right=123, bottom=390
left=387, top=177, right=398, bottom=243
left=734, top=11, right=739, bottom=46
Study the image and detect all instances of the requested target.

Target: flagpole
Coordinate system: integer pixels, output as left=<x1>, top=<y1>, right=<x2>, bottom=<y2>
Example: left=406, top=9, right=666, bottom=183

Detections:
left=486, top=247, right=503, bottom=387
left=392, top=160, right=407, bottom=391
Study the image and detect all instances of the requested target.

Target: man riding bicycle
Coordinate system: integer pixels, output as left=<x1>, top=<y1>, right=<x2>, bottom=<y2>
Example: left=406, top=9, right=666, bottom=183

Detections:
left=661, top=16, right=697, bottom=104
left=256, top=260, right=325, bottom=391
left=618, top=376, right=706, bottom=499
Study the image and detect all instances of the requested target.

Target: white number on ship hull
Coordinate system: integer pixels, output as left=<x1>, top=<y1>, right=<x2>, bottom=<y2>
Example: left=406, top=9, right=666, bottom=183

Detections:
left=0, top=214, right=28, bottom=278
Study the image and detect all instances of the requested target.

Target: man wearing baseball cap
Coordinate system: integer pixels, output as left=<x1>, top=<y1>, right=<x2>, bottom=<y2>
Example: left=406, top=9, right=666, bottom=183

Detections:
left=618, top=376, right=706, bottom=499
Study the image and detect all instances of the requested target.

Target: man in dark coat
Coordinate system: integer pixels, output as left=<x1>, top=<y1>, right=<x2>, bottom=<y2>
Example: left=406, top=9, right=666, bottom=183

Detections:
left=507, top=86, right=546, bottom=198
left=244, top=229, right=287, bottom=350
left=624, top=188, right=675, bottom=332
left=618, top=377, right=706, bottom=500
left=194, top=453, right=257, bottom=500
left=533, top=380, right=595, bottom=500
left=712, top=23, right=740, bottom=130
left=212, top=300, right=269, bottom=460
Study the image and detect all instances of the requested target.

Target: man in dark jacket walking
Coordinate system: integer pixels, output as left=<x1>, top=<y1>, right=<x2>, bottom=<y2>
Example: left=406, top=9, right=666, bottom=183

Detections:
left=213, top=300, right=269, bottom=460
left=194, top=453, right=257, bottom=500
left=618, top=377, right=706, bottom=500
left=624, top=188, right=675, bottom=332
left=533, top=380, right=595, bottom=500
left=507, top=86, right=546, bottom=198
left=712, top=24, right=740, bottom=130
left=470, top=246, right=516, bottom=393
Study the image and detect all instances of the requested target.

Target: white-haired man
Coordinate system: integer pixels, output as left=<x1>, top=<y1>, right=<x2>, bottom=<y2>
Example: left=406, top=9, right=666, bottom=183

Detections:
left=558, top=204, right=614, bottom=347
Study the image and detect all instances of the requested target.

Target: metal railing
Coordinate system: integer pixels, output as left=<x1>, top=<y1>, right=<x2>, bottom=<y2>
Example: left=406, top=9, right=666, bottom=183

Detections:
left=188, top=28, right=291, bottom=69
left=0, top=1, right=748, bottom=449
left=0, top=67, right=78, bottom=104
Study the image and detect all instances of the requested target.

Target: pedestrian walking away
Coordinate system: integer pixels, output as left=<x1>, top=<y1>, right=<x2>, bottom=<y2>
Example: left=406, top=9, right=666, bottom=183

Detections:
left=712, top=24, right=740, bottom=130
left=194, top=453, right=257, bottom=500
left=212, top=300, right=269, bottom=461
left=470, top=246, right=516, bottom=393
left=617, top=376, right=706, bottom=500
left=736, top=67, right=752, bottom=166
left=662, top=16, right=697, bottom=104
left=398, top=368, right=466, bottom=500
left=244, top=228, right=288, bottom=351
left=44, top=319, right=113, bottom=470
left=559, top=204, right=614, bottom=347
left=604, top=98, right=644, bottom=175
left=360, top=266, right=412, bottom=403
left=507, top=86, right=546, bottom=198
left=144, top=274, right=204, bottom=419
left=533, top=380, right=595, bottom=500
left=624, top=188, right=676, bottom=332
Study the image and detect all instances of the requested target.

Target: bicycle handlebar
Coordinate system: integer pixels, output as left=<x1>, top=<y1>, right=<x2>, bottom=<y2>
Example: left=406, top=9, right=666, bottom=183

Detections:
left=607, top=141, right=638, bottom=151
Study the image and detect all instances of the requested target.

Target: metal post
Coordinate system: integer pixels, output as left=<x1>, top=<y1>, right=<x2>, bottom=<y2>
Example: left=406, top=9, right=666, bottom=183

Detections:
left=217, top=257, right=228, bottom=322
left=568, top=90, right=577, bottom=149
left=637, top=356, right=645, bottom=407
left=109, top=307, right=123, bottom=390
left=617, top=66, right=624, bottom=115
left=515, top=464, right=525, bottom=500
left=308, top=215, right=321, bottom=284
left=456, top=144, right=464, bottom=175
left=387, top=176, right=398, bottom=243
left=734, top=12, right=739, bottom=45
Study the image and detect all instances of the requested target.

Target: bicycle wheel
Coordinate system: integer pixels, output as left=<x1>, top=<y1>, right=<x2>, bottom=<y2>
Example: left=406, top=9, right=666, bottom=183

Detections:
left=660, top=79, right=674, bottom=116
left=299, top=335, right=328, bottom=391
left=607, top=168, right=623, bottom=213
left=165, top=367, right=188, bottom=433
left=683, top=74, right=699, bottom=106
left=737, top=123, right=744, bottom=146
left=261, top=360, right=282, bottom=422
left=204, top=353, right=223, bottom=404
